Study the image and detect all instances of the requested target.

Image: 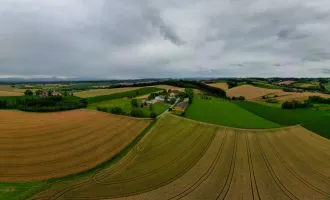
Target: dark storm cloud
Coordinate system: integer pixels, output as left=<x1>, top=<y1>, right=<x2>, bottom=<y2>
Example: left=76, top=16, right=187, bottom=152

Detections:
left=0, top=0, right=330, bottom=78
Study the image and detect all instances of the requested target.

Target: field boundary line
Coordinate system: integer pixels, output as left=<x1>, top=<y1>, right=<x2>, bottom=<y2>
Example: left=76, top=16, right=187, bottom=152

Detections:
left=0, top=118, right=125, bottom=152
left=216, top=132, right=237, bottom=200
left=0, top=121, right=148, bottom=179
left=93, top=126, right=207, bottom=185
left=169, top=113, right=297, bottom=131
left=273, top=131, right=330, bottom=180
left=246, top=132, right=261, bottom=200
left=0, top=119, right=138, bottom=168
left=124, top=124, right=199, bottom=168
left=256, top=134, right=298, bottom=200
left=263, top=134, right=330, bottom=197
left=92, top=117, right=170, bottom=180
left=49, top=126, right=216, bottom=200
left=168, top=128, right=226, bottom=200
left=23, top=120, right=157, bottom=200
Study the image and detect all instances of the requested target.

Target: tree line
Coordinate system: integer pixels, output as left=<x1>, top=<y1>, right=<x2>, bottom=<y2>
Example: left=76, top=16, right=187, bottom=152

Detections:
left=0, top=96, right=88, bottom=112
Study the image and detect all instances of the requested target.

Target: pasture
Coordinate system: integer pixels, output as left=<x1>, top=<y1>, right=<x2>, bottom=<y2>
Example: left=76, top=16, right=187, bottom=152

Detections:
left=235, top=101, right=329, bottom=126
left=185, top=98, right=280, bottom=129
left=30, top=114, right=330, bottom=200
left=86, top=87, right=162, bottom=104
left=302, top=116, right=330, bottom=139
left=0, top=110, right=151, bottom=181
left=88, top=98, right=169, bottom=117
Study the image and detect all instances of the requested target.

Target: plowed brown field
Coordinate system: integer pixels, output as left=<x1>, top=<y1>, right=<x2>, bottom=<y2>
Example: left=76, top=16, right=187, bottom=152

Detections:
left=31, top=114, right=330, bottom=200
left=0, top=110, right=151, bottom=182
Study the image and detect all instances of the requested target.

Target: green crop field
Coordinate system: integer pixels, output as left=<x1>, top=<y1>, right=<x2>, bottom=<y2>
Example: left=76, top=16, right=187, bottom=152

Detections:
left=324, top=82, right=330, bottom=91
left=86, top=87, right=162, bottom=104
left=89, top=98, right=169, bottom=117
left=0, top=182, right=45, bottom=200
left=302, top=116, right=330, bottom=139
left=185, top=98, right=281, bottom=128
left=235, top=101, right=329, bottom=126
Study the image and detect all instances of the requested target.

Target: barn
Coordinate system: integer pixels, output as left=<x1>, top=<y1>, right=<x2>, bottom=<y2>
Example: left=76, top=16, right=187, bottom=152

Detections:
left=172, top=101, right=189, bottom=112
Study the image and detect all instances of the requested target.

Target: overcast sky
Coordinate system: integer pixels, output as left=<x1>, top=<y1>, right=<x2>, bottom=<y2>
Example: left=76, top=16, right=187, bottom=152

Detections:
left=0, top=0, right=330, bottom=79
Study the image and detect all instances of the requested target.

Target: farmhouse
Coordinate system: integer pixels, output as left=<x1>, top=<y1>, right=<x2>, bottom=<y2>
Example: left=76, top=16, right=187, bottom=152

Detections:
left=39, top=91, right=48, bottom=97
left=52, top=91, right=62, bottom=96
left=172, top=101, right=189, bottom=112
left=155, top=95, right=165, bottom=101
left=169, top=90, right=179, bottom=96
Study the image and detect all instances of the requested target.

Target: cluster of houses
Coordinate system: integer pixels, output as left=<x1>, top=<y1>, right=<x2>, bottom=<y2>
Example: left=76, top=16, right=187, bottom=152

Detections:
left=39, top=91, right=62, bottom=97
left=142, top=90, right=180, bottom=105
left=141, top=89, right=190, bottom=113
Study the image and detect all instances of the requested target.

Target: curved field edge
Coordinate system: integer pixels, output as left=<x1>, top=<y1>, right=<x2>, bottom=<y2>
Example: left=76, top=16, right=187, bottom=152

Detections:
left=185, top=98, right=281, bottom=129
left=2, top=119, right=157, bottom=200
left=30, top=115, right=330, bottom=200
left=234, top=101, right=330, bottom=139
left=301, top=116, right=330, bottom=140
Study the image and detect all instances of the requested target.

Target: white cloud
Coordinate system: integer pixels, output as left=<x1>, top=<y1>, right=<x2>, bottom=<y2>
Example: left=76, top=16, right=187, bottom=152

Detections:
left=0, top=0, right=330, bottom=78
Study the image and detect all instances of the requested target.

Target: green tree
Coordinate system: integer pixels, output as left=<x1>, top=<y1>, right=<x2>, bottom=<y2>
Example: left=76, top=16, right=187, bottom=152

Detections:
left=131, top=108, right=144, bottom=117
left=24, top=89, right=33, bottom=96
left=150, top=112, right=157, bottom=119
left=131, top=99, right=138, bottom=107
left=111, top=107, right=122, bottom=114
left=35, top=90, right=42, bottom=96
left=149, top=104, right=153, bottom=112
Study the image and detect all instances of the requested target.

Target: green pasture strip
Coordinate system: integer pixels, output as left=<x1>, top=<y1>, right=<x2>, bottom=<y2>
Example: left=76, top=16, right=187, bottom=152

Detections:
left=0, top=182, right=45, bottom=200
left=88, top=99, right=169, bottom=117
left=185, top=98, right=281, bottom=129
left=86, top=87, right=162, bottom=104
left=235, top=101, right=329, bottom=126
left=301, top=116, right=330, bottom=140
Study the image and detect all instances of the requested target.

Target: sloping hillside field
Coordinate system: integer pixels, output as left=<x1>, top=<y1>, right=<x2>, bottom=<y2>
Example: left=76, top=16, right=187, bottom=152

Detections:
left=0, top=110, right=151, bottom=181
left=31, top=114, right=330, bottom=200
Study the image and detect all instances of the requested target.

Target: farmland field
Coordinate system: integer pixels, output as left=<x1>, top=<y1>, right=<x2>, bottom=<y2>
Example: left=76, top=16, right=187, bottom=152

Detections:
left=185, top=98, right=281, bottom=129
left=302, top=116, right=330, bottom=139
left=226, top=85, right=283, bottom=100
left=74, top=87, right=144, bottom=98
left=235, top=101, right=329, bottom=126
left=279, top=80, right=296, bottom=85
left=227, top=84, right=330, bottom=101
left=29, top=114, right=330, bottom=200
left=0, top=110, right=151, bottom=181
left=207, top=82, right=229, bottom=90
left=0, top=85, right=24, bottom=96
left=86, top=87, right=162, bottom=104
left=88, top=98, right=170, bottom=117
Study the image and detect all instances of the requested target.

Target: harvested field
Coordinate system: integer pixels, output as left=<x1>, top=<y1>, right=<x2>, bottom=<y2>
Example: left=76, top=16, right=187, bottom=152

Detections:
left=31, top=114, right=330, bottom=200
left=207, top=82, right=229, bottom=90
left=0, top=85, right=24, bottom=96
left=152, top=85, right=184, bottom=91
left=0, top=110, right=151, bottom=182
left=226, top=85, right=282, bottom=100
left=74, top=87, right=143, bottom=98
left=227, top=85, right=330, bottom=101
left=279, top=80, right=296, bottom=85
